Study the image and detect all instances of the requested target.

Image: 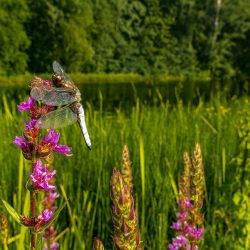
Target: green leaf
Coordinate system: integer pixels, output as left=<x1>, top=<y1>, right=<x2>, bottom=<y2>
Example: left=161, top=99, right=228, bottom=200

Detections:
left=1, top=199, right=21, bottom=224
left=35, top=202, right=66, bottom=233
left=36, top=232, right=43, bottom=250
left=233, top=191, right=241, bottom=205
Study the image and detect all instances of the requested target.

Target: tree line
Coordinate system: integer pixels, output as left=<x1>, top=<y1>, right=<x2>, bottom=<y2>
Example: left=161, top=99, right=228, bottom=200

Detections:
left=0, top=0, right=250, bottom=79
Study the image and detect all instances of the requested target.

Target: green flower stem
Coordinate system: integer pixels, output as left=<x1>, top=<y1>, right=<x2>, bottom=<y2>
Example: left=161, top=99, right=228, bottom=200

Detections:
left=30, top=136, right=39, bottom=250
left=30, top=190, right=36, bottom=250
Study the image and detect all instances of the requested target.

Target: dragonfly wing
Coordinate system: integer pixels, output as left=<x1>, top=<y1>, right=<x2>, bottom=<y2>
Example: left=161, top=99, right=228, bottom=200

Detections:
left=31, top=87, right=77, bottom=106
left=53, top=61, right=75, bottom=85
left=36, top=106, right=78, bottom=129
left=30, top=84, right=47, bottom=101
left=42, top=88, right=77, bottom=106
left=53, top=61, right=65, bottom=76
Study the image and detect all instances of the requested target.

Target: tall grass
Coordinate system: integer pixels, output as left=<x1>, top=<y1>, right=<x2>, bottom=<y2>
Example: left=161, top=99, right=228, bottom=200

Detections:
left=0, top=90, right=248, bottom=249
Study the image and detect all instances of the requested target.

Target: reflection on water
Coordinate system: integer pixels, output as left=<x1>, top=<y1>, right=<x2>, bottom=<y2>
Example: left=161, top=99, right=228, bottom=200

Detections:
left=0, top=80, right=212, bottom=112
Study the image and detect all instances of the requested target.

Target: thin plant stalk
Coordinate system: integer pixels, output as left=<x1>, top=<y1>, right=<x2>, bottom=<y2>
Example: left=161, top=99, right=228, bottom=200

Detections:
left=30, top=190, right=36, bottom=249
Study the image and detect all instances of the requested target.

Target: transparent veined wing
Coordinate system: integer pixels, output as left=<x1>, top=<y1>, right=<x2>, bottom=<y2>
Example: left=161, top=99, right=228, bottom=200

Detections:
left=30, top=84, right=47, bottom=101
left=31, top=86, right=77, bottom=106
left=53, top=61, right=75, bottom=85
left=53, top=61, right=65, bottom=76
left=36, top=106, right=78, bottom=129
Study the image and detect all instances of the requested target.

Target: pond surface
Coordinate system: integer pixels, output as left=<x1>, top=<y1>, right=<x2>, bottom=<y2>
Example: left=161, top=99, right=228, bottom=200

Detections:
left=0, top=80, right=213, bottom=112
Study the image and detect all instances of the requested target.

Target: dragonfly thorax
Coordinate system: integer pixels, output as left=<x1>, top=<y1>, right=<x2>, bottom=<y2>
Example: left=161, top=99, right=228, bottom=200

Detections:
left=75, top=90, right=81, bottom=102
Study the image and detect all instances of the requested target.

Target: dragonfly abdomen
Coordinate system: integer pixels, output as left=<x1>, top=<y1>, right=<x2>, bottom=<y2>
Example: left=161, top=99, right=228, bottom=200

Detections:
left=78, top=105, right=91, bottom=150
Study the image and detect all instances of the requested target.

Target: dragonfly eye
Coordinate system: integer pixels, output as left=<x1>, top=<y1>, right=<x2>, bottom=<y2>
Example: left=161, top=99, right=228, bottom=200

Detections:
left=52, top=74, right=64, bottom=86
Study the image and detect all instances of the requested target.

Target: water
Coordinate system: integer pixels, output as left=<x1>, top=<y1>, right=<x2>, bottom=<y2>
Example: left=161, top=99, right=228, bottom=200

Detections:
left=0, top=80, right=212, bottom=112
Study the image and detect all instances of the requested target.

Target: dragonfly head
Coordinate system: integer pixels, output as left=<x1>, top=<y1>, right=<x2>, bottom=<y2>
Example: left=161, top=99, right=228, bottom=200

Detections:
left=52, top=73, right=64, bottom=87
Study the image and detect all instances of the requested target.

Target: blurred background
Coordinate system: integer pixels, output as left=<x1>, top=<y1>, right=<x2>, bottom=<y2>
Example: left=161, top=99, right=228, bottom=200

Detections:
left=1, top=1, right=250, bottom=249
left=0, top=0, right=249, bottom=79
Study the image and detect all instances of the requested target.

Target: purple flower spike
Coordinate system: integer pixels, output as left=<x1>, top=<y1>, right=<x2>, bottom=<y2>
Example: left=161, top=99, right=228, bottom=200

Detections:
left=168, top=235, right=187, bottom=250
left=176, top=212, right=188, bottom=220
left=169, top=144, right=205, bottom=250
left=24, top=119, right=37, bottom=130
left=43, top=130, right=60, bottom=146
left=39, top=209, right=54, bottom=223
left=49, top=192, right=60, bottom=200
left=53, top=144, right=73, bottom=156
left=43, top=242, right=59, bottom=250
left=38, top=129, right=73, bottom=157
left=42, top=192, right=59, bottom=209
left=185, top=199, right=193, bottom=209
left=35, top=209, right=54, bottom=231
left=171, top=221, right=181, bottom=230
left=30, top=160, right=56, bottom=191
left=186, top=225, right=204, bottom=240
left=13, top=136, right=34, bottom=159
left=17, top=97, right=35, bottom=112
left=42, top=226, right=56, bottom=240
left=13, top=136, right=33, bottom=151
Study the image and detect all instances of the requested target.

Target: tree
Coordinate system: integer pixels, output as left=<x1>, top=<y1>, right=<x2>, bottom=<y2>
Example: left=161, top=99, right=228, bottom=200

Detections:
left=165, top=0, right=199, bottom=75
left=0, top=0, right=30, bottom=75
left=138, top=0, right=173, bottom=74
left=26, top=0, right=94, bottom=73
left=89, top=0, right=127, bottom=72
left=117, top=0, right=148, bottom=73
left=194, top=0, right=250, bottom=78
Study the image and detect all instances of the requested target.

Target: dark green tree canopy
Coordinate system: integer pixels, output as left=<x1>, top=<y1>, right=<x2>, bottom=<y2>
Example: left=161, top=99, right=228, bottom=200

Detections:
left=0, top=0, right=249, bottom=79
left=0, top=0, right=30, bottom=75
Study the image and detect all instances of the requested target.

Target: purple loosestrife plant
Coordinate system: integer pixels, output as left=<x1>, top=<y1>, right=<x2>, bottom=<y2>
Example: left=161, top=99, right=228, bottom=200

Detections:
left=169, top=143, right=205, bottom=250
left=0, top=213, right=9, bottom=250
left=30, top=160, right=56, bottom=192
left=42, top=226, right=59, bottom=250
left=41, top=154, right=60, bottom=250
left=5, top=77, right=72, bottom=249
left=121, top=144, right=133, bottom=193
left=110, top=145, right=143, bottom=250
left=93, top=238, right=105, bottom=250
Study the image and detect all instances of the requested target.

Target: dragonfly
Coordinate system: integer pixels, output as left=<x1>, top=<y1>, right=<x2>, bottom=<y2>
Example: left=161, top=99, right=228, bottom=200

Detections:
left=30, top=61, right=91, bottom=150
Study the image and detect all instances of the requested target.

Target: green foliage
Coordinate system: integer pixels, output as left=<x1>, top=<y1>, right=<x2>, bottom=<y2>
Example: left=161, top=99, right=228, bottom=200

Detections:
left=208, top=103, right=250, bottom=249
left=194, top=0, right=250, bottom=78
left=229, top=103, right=250, bottom=249
left=36, top=232, right=43, bottom=250
left=0, top=0, right=30, bottom=75
left=1, top=200, right=21, bottom=225
left=90, top=0, right=123, bottom=72
left=26, top=0, right=94, bottom=73
left=0, top=0, right=250, bottom=78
